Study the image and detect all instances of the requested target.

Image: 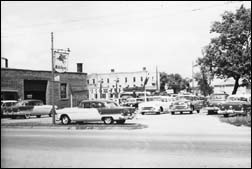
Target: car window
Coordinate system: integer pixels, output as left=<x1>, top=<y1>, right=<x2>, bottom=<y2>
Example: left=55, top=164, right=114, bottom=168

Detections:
left=105, top=102, right=118, bottom=108
left=5, top=103, right=12, bottom=107
left=93, top=102, right=105, bottom=108
left=82, top=102, right=91, bottom=108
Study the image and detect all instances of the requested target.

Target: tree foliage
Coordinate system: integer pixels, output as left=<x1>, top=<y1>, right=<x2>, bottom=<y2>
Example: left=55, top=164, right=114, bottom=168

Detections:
left=160, top=72, right=190, bottom=94
left=197, top=5, right=251, bottom=94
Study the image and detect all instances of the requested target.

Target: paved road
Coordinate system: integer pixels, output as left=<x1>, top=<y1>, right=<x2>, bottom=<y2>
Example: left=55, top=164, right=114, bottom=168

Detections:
left=1, top=114, right=251, bottom=168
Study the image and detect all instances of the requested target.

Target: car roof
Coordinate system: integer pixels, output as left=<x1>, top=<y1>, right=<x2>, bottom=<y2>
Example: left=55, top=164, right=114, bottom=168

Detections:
left=1, top=100, right=17, bottom=103
left=81, top=99, right=116, bottom=103
left=21, top=99, right=43, bottom=102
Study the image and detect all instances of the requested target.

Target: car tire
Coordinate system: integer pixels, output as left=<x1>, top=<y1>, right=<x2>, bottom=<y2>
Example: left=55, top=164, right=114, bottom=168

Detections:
left=116, top=120, right=126, bottom=124
left=156, top=112, right=161, bottom=115
left=141, top=112, right=145, bottom=115
left=36, top=115, right=41, bottom=118
left=196, top=110, right=200, bottom=113
left=224, top=114, right=229, bottom=118
left=103, top=117, right=114, bottom=124
left=171, top=112, right=175, bottom=115
left=190, top=111, right=193, bottom=114
left=61, top=115, right=71, bottom=125
left=180, top=112, right=183, bottom=114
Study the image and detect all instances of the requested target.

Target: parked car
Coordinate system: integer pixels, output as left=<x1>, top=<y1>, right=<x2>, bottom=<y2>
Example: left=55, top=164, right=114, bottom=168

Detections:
left=205, top=93, right=229, bottom=115
left=216, top=94, right=251, bottom=117
left=6, top=99, right=54, bottom=119
left=170, top=95, right=204, bottom=115
left=138, top=96, right=175, bottom=115
left=1, top=100, right=17, bottom=118
left=121, top=97, right=145, bottom=108
left=56, top=99, right=136, bottom=125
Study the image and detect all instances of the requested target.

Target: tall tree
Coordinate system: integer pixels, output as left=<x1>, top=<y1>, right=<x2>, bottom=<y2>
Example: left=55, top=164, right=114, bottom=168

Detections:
left=194, top=67, right=214, bottom=96
left=197, top=5, right=251, bottom=94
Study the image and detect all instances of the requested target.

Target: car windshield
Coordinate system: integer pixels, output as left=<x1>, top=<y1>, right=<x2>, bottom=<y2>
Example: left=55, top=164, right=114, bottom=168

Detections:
left=227, top=96, right=249, bottom=102
left=14, top=100, right=43, bottom=106
left=14, top=101, right=27, bottom=106
left=176, top=96, right=194, bottom=101
left=209, top=95, right=227, bottom=101
left=147, top=97, right=162, bottom=102
left=105, top=101, right=119, bottom=108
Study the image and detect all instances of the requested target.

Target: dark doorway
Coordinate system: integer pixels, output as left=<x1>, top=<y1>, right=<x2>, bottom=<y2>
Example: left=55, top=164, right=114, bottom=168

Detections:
left=24, top=80, right=47, bottom=104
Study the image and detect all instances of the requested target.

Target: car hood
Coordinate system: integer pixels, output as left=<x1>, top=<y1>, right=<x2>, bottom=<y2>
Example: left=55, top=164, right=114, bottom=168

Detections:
left=139, top=101, right=162, bottom=107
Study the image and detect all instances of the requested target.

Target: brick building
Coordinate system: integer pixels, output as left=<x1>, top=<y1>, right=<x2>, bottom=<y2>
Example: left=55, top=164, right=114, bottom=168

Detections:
left=1, top=67, right=88, bottom=108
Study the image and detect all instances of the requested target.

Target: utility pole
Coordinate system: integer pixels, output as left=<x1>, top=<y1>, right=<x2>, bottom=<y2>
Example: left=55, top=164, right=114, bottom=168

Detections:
left=51, top=32, right=56, bottom=125
left=156, top=65, right=159, bottom=92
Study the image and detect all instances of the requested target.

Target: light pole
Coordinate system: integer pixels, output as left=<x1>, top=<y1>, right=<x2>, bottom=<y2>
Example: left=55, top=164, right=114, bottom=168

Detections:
left=51, top=32, right=55, bottom=125
left=114, top=78, right=119, bottom=102
left=99, top=79, right=103, bottom=99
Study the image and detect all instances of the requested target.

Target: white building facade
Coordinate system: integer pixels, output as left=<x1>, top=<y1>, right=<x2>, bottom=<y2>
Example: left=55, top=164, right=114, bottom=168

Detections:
left=212, top=78, right=251, bottom=95
left=87, top=68, right=160, bottom=100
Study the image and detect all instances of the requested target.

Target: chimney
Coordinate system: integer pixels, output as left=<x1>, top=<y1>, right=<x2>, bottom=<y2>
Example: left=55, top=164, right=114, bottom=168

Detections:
left=142, top=67, right=146, bottom=71
left=77, top=63, right=83, bottom=73
left=1, top=57, right=8, bottom=68
left=111, top=69, right=115, bottom=73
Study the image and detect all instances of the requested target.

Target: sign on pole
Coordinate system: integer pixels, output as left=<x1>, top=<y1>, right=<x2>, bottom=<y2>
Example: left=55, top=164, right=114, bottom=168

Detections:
left=54, top=51, right=68, bottom=73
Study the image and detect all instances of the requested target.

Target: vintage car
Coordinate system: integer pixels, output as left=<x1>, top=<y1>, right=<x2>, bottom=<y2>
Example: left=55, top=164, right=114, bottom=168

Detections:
left=56, top=99, right=136, bottom=125
left=170, top=95, right=204, bottom=115
left=205, top=93, right=229, bottom=115
left=6, top=99, right=54, bottom=119
left=121, top=97, right=145, bottom=108
left=1, top=100, right=18, bottom=118
left=138, top=96, right=175, bottom=115
left=216, top=94, right=251, bottom=117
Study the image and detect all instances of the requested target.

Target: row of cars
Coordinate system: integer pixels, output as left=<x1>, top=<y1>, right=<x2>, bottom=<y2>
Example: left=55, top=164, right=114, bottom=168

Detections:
left=121, top=95, right=205, bottom=115
left=1, top=93, right=251, bottom=125
left=1, top=99, right=135, bottom=125
left=121, top=93, right=251, bottom=117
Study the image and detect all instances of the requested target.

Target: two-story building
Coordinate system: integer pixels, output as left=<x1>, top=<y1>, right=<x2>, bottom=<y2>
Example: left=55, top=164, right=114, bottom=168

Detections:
left=87, top=67, right=160, bottom=100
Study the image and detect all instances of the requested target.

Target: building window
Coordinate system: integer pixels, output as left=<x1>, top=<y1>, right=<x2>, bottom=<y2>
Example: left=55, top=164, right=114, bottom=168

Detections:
left=133, top=77, right=136, bottom=82
left=107, top=78, right=109, bottom=83
left=125, top=77, right=127, bottom=83
left=93, top=79, right=95, bottom=84
left=141, top=76, right=143, bottom=82
left=87, top=80, right=89, bottom=84
left=60, top=83, right=68, bottom=99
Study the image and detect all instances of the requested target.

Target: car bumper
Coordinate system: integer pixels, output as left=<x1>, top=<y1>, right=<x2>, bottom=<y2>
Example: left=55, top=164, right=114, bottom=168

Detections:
left=218, top=110, right=247, bottom=116
left=170, top=108, right=192, bottom=112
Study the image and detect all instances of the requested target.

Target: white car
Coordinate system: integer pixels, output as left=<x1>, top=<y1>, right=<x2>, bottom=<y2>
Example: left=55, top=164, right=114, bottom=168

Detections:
left=138, top=96, right=175, bottom=115
left=56, top=100, right=136, bottom=125
left=6, top=99, right=54, bottom=119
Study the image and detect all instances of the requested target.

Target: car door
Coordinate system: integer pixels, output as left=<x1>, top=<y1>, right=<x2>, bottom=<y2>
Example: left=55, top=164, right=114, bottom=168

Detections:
left=73, top=102, right=101, bottom=121
left=32, top=101, right=52, bottom=116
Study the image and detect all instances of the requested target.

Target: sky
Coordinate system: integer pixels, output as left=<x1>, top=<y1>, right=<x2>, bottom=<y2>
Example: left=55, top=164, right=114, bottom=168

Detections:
left=1, top=1, right=251, bottom=79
